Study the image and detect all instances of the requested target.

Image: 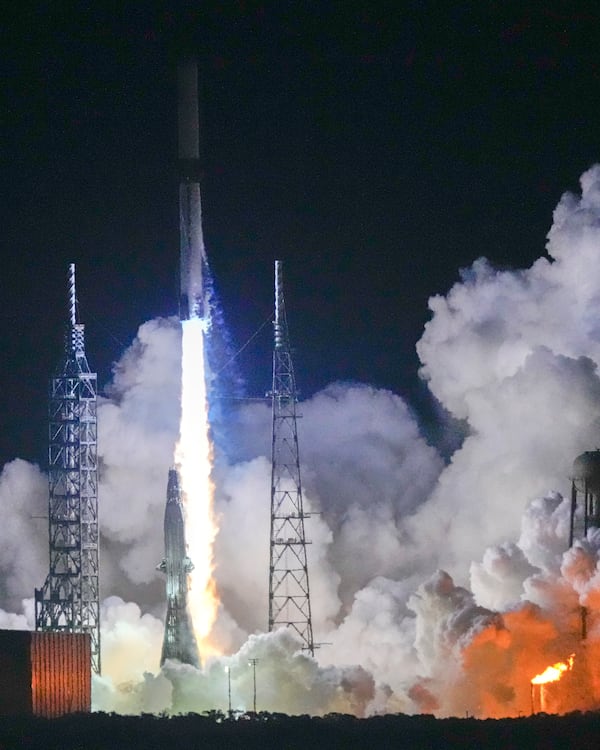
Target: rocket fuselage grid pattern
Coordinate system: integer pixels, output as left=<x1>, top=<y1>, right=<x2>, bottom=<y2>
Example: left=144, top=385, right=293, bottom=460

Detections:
left=158, top=469, right=200, bottom=668
left=35, top=266, right=100, bottom=675
left=268, top=262, right=315, bottom=655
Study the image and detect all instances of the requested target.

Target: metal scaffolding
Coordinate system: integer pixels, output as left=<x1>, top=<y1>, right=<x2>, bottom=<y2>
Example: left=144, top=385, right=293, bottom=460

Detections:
left=268, top=260, right=315, bottom=655
left=35, top=264, right=101, bottom=674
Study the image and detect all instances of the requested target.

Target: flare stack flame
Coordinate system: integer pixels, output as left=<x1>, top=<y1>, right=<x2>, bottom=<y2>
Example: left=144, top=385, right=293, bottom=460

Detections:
left=531, top=655, right=575, bottom=685
left=530, top=654, right=575, bottom=715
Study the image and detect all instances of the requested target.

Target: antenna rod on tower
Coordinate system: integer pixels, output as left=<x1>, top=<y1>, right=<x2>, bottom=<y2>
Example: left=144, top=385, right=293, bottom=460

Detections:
left=69, top=262, right=76, bottom=328
left=268, top=260, right=315, bottom=655
left=274, top=260, right=284, bottom=349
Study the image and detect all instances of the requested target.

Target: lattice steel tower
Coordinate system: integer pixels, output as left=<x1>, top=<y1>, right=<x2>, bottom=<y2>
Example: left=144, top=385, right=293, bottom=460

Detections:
left=268, top=260, right=315, bottom=654
left=35, top=264, right=101, bottom=674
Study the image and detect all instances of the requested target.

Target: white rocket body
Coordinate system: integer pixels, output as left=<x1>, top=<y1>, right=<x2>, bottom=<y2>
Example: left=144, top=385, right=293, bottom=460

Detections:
left=178, top=59, right=207, bottom=321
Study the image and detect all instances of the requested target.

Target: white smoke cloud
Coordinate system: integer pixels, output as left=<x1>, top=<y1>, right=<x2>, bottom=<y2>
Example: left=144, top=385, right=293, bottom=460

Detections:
left=0, top=460, right=47, bottom=609
left=412, top=166, right=600, bottom=579
left=100, top=596, right=165, bottom=683
left=230, top=384, right=443, bottom=608
left=8, top=165, right=600, bottom=717
left=213, top=455, right=341, bottom=646
left=98, top=317, right=181, bottom=592
left=470, top=542, right=538, bottom=612
left=319, top=573, right=422, bottom=706
left=0, top=597, right=35, bottom=630
left=94, top=624, right=375, bottom=717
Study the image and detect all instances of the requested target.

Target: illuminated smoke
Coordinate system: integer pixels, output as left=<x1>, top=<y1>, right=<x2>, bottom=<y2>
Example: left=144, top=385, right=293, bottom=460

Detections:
left=8, top=166, right=600, bottom=717
left=175, top=317, right=220, bottom=658
left=82, top=165, right=600, bottom=715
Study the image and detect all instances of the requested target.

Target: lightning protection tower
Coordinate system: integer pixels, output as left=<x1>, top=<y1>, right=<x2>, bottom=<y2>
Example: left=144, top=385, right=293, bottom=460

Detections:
left=268, top=260, right=315, bottom=655
left=35, top=264, right=101, bottom=674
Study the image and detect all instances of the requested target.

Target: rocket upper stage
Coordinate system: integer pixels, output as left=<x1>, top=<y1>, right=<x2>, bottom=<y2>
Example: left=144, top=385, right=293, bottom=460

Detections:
left=178, top=61, right=200, bottom=163
left=178, top=58, right=207, bottom=321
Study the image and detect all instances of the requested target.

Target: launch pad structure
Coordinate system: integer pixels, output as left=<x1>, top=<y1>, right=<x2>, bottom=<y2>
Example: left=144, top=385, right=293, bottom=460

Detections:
left=268, top=260, right=315, bottom=655
left=30, top=56, right=318, bottom=685
left=570, top=450, right=600, bottom=641
left=35, top=264, right=101, bottom=675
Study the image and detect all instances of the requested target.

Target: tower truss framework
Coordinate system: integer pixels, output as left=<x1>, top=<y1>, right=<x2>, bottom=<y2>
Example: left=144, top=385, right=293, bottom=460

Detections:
left=570, top=450, right=600, bottom=548
left=268, top=260, right=315, bottom=655
left=35, top=264, right=100, bottom=674
left=568, top=450, right=600, bottom=642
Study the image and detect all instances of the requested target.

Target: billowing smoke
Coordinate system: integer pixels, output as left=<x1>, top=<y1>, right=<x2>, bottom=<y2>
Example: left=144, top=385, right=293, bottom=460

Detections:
left=4, top=166, right=600, bottom=716
left=0, top=460, right=47, bottom=610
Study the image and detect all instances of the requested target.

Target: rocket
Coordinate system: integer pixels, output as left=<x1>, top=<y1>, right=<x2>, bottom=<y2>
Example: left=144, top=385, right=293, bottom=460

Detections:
left=156, top=60, right=206, bottom=669
left=178, top=58, right=207, bottom=321
left=157, top=468, right=200, bottom=668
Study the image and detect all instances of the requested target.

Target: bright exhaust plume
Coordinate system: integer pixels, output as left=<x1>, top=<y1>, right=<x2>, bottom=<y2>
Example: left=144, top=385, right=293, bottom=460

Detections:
left=175, top=317, right=220, bottom=658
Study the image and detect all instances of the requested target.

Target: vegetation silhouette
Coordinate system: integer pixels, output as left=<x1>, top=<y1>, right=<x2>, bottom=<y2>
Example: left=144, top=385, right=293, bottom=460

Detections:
left=1, top=710, right=600, bottom=749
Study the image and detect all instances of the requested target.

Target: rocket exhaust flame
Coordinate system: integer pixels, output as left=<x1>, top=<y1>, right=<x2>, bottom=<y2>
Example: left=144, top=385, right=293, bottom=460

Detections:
left=175, top=317, right=220, bottom=658
left=165, top=57, right=219, bottom=662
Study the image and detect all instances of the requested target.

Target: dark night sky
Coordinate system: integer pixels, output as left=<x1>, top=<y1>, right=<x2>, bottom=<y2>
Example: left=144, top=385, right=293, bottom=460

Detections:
left=2, top=2, right=600, bottom=468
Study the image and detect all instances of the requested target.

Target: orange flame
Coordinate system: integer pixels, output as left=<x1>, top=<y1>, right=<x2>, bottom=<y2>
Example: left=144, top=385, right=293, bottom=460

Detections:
left=531, top=654, right=575, bottom=685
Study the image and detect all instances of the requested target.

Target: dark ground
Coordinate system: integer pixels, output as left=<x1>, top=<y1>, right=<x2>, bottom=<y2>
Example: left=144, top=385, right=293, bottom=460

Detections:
left=2, top=710, right=600, bottom=750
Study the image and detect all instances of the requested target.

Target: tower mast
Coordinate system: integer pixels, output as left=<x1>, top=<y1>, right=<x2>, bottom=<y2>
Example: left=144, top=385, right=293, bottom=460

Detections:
left=35, top=264, right=101, bottom=674
left=268, top=260, right=315, bottom=654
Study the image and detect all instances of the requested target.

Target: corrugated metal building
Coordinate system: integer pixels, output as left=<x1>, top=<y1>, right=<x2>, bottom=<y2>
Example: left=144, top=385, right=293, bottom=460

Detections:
left=0, top=630, right=91, bottom=717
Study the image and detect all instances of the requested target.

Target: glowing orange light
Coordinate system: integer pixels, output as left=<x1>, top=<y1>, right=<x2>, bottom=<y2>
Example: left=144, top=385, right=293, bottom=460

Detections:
left=175, top=317, right=220, bottom=659
left=531, top=654, right=574, bottom=685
